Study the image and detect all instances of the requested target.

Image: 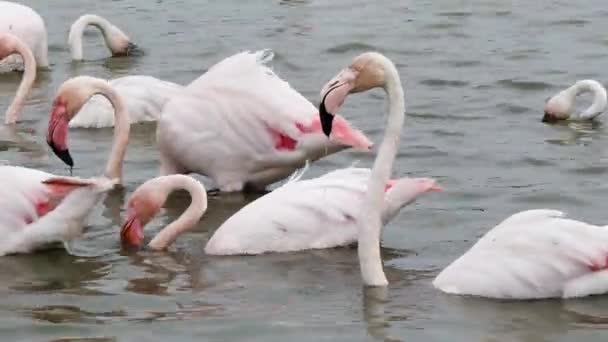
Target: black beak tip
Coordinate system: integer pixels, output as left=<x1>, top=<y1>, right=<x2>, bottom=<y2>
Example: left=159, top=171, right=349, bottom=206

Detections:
left=126, top=42, right=144, bottom=56
left=318, top=101, right=334, bottom=138
left=47, top=141, right=74, bottom=167
left=542, top=112, right=557, bottom=123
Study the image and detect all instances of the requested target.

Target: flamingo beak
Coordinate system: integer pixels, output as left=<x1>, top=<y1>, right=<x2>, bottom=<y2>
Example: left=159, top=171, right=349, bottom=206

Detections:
left=46, top=103, right=73, bottom=167
left=318, top=68, right=358, bottom=137
left=542, top=111, right=558, bottom=123
left=126, top=42, right=144, bottom=56
left=120, top=206, right=144, bottom=247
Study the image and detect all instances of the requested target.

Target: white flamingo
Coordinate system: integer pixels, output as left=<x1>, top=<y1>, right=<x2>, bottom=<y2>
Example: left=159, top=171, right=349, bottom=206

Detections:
left=68, top=14, right=140, bottom=61
left=46, top=76, right=130, bottom=183
left=69, top=75, right=183, bottom=128
left=0, top=165, right=116, bottom=255
left=157, top=50, right=373, bottom=192
left=433, top=210, right=608, bottom=299
left=0, top=33, right=36, bottom=124
left=543, top=80, right=607, bottom=122
left=120, top=175, right=206, bottom=250
left=204, top=168, right=440, bottom=255
left=0, top=1, right=48, bottom=70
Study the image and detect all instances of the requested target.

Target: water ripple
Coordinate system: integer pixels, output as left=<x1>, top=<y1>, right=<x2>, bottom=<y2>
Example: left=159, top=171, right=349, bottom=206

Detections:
left=496, top=79, right=553, bottom=91
left=420, top=79, right=469, bottom=88
left=325, top=42, right=383, bottom=54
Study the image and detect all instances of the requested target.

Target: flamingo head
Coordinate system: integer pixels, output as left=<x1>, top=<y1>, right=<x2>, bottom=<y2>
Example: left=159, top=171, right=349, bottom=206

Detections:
left=543, top=91, right=574, bottom=123
left=120, top=182, right=165, bottom=247
left=47, top=77, right=107, bottom=167
left=318, top=52, right=391, bottom=137
left=105, top=25, right=141, bottom=57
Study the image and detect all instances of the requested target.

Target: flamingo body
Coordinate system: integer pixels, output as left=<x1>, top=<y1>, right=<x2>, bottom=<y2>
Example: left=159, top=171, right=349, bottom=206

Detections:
left=157, top=50, right=371, bottom=192
left=0, top=1, right=48, bottom=71
left=0, top=165, right=115, bottom=255
left=433, top=210, right=608, bottom=299
left=69, top=76, right=183, bottom=128
left=205, top=168, right=432, bottom=255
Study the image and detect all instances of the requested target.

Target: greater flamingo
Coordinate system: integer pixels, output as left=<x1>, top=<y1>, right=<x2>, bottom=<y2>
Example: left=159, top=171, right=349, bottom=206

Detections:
left=205, top=52, right=427, bottom=288
left=0, top=1, right=48, bottom=70
left=69, top=76, right=183, bottom=128
left=157, top=50, right=372, bottom=192
left=0, top=165, right=116, bottom=255
left=46, top=76, right=130, bottom=183
left=68, top=14, right=140, bottom=61
left=433, top=210, right=608, bottom=299
left=120, top=175, right=206, bottom=250
left=0, top=33, right=36, bottom=124
left=543, top=80, right=607, bottom=122
left=204, top=168, right=440, bottom=255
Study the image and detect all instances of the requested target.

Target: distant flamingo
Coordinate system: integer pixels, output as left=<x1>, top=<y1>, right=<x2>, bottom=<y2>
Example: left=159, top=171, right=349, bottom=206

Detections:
left=0, top=1, right=48, bottom=70
left=0, top=33, right=36, bottom=124
left=68, top=14, right=140, bottom=60
left=157, top=50, right=373, bottom=192
left=204, top=168, right=441, bottom=255
left=120, top=175, right=206, bottom=250
left=0, top=165, right=116, bottom=255
left=69, top=75, right=183, bottom=128
left=433, top=210, right=608, bottom=299
left=46, top=76, right=130, bottom=183
left=543, top=80, right=607, bottom=122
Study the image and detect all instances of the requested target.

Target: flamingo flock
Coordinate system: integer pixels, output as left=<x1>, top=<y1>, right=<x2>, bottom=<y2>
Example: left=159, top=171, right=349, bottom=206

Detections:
left=1, top=1, right=608, bottom=302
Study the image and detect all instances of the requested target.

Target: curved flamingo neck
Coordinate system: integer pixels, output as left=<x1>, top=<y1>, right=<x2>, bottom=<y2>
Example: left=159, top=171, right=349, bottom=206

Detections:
left=4, top=37, right=36, bottom=125
left=571, top=80, right=607, bottom=119
left=358, top=56, right=405, bottom=287
left=68, top=14, right=114, bottom=60
left=148, top=175, right=207, bottom=250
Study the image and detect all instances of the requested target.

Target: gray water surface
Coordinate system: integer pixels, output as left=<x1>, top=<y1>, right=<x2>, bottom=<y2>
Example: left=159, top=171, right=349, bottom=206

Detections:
left=2, top=0, right=608, bottom=341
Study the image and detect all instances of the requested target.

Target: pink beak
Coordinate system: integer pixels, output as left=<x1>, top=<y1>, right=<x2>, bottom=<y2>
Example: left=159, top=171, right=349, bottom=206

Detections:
left=46, top=102, right=73, bottom=167
left=120, top=206, right=144, bottom=247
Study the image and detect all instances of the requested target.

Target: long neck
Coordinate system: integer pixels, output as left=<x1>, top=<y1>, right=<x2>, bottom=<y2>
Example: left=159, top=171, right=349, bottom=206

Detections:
left=148, top=176, right=207, bottom=250
left=358, top=59, right=405, bottom=287
left=68, top=15, right=113, bottom=60
left=4, top=40, right=36, bottom=125
left=85, top=80, right=130, bottom=182
left=573, top=80, right=608, bottom=119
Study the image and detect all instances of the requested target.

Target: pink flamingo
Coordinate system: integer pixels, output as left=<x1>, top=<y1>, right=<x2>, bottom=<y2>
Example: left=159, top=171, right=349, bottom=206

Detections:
left=0, top=33, right=36, bottom=124
left=0, top=165, right=116, bottom=255
left=157, top=50, right=373, bottom=192
left=0, top=1, right=48, bottom=70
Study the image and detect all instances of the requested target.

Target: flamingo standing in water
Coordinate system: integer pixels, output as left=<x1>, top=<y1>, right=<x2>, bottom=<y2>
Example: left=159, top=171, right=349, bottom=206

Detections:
left=543, top=80, right=607, bottom=122
left=433, top=210, right=608, bottom=299
left=0, top=165, right=116, bottom=255
left=202, top=52, right=436, bottom=288
left=157, top=50, right=373, bottom=192
left=68, top=14, right=140, bottom=60
left=0, top=33, right=36, bottom=124
left=0, top=1, right=48, bottom=70
left=69, top=75, right=183, bottom=128
left=46, top=76, right=131, bottom=183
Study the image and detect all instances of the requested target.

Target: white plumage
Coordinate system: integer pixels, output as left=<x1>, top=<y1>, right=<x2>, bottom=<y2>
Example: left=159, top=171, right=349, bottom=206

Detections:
left=433, top=209, right=608, bottom=299
left=69, top=75, right=183, bottom=128
left=205, top=168, right=427, bottom=255
left=157, top=50, right=370, bottom=192
left=0, top=1, right=48, bottom=71
left=0, top=166, right=116, bottom=255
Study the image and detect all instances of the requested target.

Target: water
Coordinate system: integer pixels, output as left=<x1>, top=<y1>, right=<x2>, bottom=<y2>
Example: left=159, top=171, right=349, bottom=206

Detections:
left=1, top=0, right=608, bottom=340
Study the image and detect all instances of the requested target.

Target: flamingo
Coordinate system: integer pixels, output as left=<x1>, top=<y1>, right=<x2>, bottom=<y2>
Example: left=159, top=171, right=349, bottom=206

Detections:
left=46, top=76, right=130, bottom=183
left=543, top=80, right=607, bottom=122
left=0, top=1, right=48, bottom=70
left=0, top=33, right=36, bottom=124
left=0, top=165, right=116, bottom=255
left=433, top=210, right=608, bottom=299
left=204, top=168, right=441, bottom=255
left=157, top=49, right=373, bottom=192
left=120, top=175, right=206, bottom=250
left=68, top=14, right=140, bottom=61
left=69, top=76, right=183, bottom=128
